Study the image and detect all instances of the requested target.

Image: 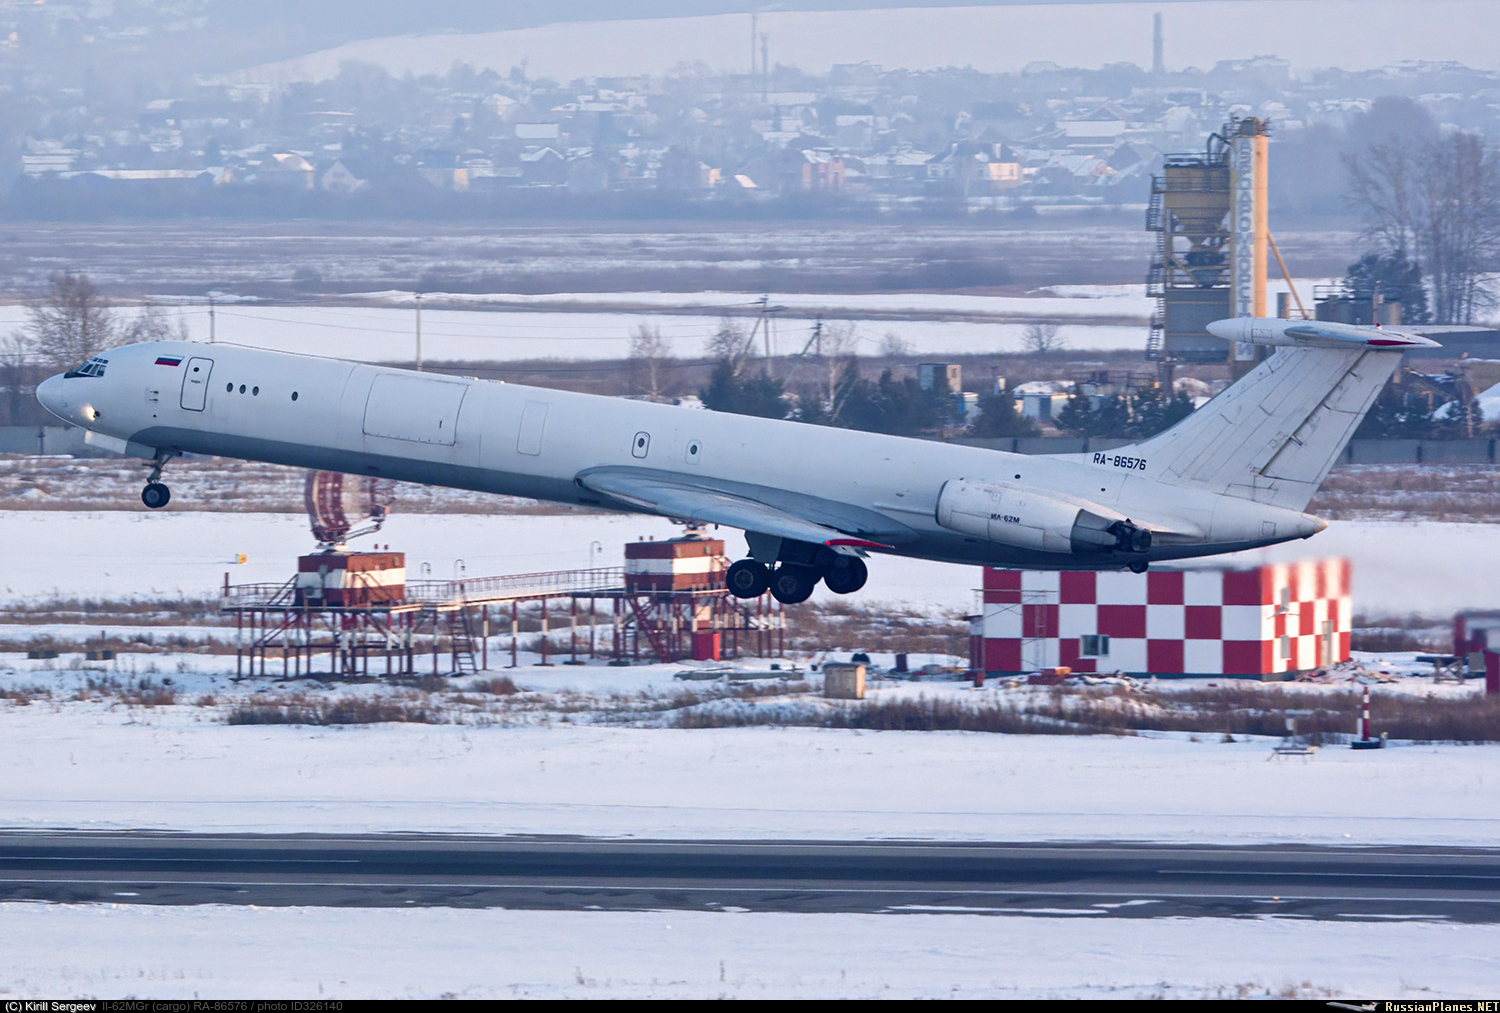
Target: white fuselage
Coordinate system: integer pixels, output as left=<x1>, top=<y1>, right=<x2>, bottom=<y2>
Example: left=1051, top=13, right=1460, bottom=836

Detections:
left=37, top=340, right=1320, bottom=569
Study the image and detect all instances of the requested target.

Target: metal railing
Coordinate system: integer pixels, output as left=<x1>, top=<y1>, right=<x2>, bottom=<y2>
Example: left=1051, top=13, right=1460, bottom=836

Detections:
left=404, top=566, right=627, bottom=606
left=222, top=567, right=630, bottom=611
left=221, top=578, right=296, bottom=608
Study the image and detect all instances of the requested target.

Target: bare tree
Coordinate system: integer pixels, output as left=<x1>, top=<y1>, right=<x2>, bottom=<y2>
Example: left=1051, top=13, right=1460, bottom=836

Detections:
left=878, top=330, right=911, bottom=357
left=819, top=322, right=859, bottom=420
left=628, top=323, right=674, bottom=400
left=1347, top=130, right=1500, bottom=324
left=0, top=331, right=38, bottom=426
left=1021, top=322, right=1065, bottom=353
left=24, top=273, right=121, bottom=368
left=121, top=300, right=191, bottom=343
left=705, top=317, right=751, bottom=375
left=1345, top=139, right=1420, bottom=257
left=1417, top=133, right=1500, bottom=324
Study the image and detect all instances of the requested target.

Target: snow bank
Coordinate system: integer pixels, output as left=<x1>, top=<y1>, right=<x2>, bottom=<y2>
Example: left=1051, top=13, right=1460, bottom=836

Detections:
left=2, top=706, right=1497, bottom=846
left=1, top=902, right=1493, bottom=999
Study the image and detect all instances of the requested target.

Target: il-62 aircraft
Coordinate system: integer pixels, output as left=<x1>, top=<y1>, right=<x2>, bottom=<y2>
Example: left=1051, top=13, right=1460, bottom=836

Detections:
left=36, top=316, right=1435, bottom=604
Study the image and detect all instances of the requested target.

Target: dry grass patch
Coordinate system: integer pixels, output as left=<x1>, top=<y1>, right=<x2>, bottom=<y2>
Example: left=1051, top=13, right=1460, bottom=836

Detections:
left=227, top=694, right=444, bottom=725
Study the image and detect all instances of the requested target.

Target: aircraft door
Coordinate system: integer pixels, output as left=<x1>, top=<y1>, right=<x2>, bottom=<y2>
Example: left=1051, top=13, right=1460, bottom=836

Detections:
left=180, top=357, right=213, bottom=411
left=517, top=400, right=548, bottom=456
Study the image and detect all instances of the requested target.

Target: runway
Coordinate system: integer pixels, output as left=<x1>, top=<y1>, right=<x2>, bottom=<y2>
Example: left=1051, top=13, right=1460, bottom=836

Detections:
left=1, top=832, right=1497, bottom=921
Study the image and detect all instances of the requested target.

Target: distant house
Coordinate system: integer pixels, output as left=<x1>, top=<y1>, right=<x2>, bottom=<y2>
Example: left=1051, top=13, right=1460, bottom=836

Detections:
left=862, top=148, right=931, bottom=181
left=320, top=161, right=365, bottom=194
left=254, top=152, right=315, bottom=189
left=798, top=150, right=845, bottom=191
left=414, top=151, right=468, bottom=191
left=925, top=142, right=1021, bottom=192
left=1060, top=103, right=1131, bottom=140
left=21, top=140, right=78, bottom=176
left=519, top=146, right=567, bottom=186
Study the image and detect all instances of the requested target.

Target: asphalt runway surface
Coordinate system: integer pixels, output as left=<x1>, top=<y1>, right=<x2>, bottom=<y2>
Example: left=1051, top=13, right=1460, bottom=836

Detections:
left=1, top=832, right=1497, bottom=921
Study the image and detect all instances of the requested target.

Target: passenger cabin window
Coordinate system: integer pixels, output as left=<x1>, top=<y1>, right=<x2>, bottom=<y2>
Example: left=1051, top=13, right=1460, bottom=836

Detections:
left=64, top=356, right=108, bottom=378
left=632, top=432, right=650, bottom=458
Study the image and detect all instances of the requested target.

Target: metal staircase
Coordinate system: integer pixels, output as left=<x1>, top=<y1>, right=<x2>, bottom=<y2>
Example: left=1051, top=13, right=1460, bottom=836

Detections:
left=448, top=607, right=480, bottom=675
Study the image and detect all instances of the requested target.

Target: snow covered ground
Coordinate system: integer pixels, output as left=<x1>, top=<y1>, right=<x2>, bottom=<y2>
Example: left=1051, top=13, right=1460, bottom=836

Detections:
left=3, top=902, right=1492, bottom=999
left=0, top=688, right=1494, bottom=845
left=3, top=500, right=1496, bottom=997
left=1, top=509, right=1496, bottom=617
left=180, top=297, right=1147, bottom=360
left=0, top=281, right=1328, bottom=361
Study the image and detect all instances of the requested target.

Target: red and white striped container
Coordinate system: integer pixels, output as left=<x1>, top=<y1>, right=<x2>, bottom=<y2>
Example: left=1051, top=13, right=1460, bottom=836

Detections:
left=969, top=558, right=1351, bottom=678
left=623, top=537, right=725, bottom=592
left=295, top=552, right=406, bottom=606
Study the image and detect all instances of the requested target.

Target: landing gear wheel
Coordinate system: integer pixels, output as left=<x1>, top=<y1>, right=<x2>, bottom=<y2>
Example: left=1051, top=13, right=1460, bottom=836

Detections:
left=1128, top=559, right=1149, bottom=574
left=726, top=559, right=771, bottom=598
left=769, top=564, right=819, bottom=605
left=141, top=482, right=171, bottom=509
left=823, top=556, right=868, bottom=595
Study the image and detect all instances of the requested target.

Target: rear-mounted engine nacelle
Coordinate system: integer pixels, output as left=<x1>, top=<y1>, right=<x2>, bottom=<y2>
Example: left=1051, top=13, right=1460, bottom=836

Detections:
left=935, top=479, right=1150, bottom=556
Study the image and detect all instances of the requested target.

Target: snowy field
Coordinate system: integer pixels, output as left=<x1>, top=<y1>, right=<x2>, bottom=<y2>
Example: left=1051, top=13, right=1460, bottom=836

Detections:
left=1, top=509, right=1497, bottom=617
left=0, top=685, right=1492, bottom=845
left=0, top=281, right=1323, bottom=361
left=2, top=902, right=1493, bottom=999
left=3, top=502, right=1498, bottom=998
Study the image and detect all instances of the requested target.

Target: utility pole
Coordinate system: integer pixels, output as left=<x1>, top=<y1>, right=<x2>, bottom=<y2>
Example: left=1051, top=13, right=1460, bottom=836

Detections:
left=207, top=294, right=216, bottom=343
left=415, top=291, right=423, bottom=371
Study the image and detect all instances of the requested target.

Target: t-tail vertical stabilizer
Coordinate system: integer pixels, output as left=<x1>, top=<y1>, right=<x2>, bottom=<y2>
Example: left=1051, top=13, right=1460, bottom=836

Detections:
left=1095, top=318, right=1439, bottom=511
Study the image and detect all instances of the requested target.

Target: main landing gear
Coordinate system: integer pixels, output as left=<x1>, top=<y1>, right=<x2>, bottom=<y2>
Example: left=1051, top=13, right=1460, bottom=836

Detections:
left=141, top=449, right=177, bottom=509
left=726, top=550, right=870, bottom=605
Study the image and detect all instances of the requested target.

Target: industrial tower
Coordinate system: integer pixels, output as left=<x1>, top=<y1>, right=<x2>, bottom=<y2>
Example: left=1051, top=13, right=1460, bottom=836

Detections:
left=1146, top=117, right=1270, bottom=376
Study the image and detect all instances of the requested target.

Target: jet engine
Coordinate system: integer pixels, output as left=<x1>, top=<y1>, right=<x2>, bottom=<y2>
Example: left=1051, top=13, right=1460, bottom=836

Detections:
left=934, top=479, right=1151, bottom=556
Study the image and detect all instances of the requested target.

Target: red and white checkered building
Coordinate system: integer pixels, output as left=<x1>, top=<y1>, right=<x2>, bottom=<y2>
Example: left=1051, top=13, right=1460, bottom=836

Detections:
left=969, top=558, right=1352, bottom=678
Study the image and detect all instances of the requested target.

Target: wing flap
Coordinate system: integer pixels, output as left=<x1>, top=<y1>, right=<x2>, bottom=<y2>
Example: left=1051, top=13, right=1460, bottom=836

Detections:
left=578, top=469, right=876, bottom=547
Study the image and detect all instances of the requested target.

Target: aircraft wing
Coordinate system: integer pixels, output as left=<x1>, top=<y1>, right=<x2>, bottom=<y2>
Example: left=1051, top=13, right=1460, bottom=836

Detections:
left=576, top=468, right=890, bottom=549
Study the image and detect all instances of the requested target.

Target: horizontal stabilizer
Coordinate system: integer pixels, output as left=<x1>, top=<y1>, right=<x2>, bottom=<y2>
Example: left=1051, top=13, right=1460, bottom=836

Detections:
left=1207, top=316, right=1441, bottom=350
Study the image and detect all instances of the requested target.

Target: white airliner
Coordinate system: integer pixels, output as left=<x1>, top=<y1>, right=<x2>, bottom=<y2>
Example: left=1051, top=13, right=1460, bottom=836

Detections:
left=35, top=315, right=1435, bottom=604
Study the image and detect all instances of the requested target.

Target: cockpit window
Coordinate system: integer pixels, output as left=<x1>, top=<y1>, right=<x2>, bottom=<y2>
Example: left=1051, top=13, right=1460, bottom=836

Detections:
left=64, top=356, right=108, bottom=379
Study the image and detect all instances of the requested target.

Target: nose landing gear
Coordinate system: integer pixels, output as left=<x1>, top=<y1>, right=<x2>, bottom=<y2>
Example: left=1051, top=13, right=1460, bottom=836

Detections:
left=140, top=449, right=178, bottom=510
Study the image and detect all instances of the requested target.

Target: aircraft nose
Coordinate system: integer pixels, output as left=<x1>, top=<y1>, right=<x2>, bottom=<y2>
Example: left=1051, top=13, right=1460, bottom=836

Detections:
left=35, top=374, right=68, bottom=418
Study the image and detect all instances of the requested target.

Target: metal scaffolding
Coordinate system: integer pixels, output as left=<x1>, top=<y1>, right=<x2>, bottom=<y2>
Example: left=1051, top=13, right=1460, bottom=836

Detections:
left=222, top=563, right=780, bottom=679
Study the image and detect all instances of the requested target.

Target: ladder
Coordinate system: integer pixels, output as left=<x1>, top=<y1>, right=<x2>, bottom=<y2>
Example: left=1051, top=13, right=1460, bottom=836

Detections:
left=449, top=607, right=480, bottom=675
